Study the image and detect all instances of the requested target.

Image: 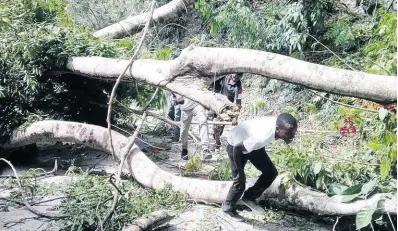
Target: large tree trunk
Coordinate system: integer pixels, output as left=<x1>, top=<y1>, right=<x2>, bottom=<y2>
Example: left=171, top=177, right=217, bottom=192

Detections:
left=93, top=0, right=194, bottom=39
left=66, top=46, right=396, bottom=120
left=4, top=120, right=396, bottom=215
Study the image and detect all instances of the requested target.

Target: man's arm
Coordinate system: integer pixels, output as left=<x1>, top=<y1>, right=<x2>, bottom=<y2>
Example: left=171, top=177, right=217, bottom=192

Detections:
left=232, top=87, right=243, bottom=125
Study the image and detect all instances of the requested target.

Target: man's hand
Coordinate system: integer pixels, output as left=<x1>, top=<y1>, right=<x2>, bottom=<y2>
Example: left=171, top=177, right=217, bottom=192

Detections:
left=233, top=172, right=246, bottom=185
left=175, top=97, right=185, bottom=105
left=231, top=117, right=238, bottom=126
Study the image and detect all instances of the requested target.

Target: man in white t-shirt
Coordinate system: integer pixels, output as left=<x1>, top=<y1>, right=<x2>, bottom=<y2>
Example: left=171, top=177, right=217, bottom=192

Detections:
left=221, top=113, right=298, bottom=222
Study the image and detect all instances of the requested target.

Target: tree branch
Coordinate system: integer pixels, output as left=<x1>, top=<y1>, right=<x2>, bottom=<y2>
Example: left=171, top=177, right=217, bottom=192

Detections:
left=93, top=0, right=194, bottom=39
left=122, top=210, right=174, bottom=231
left=66, top=47, right=396, bottom=122
left=0, top=158, right=64, bottom=219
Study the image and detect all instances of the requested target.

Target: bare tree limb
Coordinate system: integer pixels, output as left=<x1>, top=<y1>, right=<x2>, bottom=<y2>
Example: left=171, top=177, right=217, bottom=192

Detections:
left=66, top=47, right=396, bottom=122
left=308, top=90, right=378, bottom=113
left=93, top=0, right=194, bottom=39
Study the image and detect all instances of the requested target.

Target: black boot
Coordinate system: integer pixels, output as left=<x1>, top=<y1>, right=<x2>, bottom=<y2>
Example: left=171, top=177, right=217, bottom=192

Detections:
left=181, top=149, right=188, bottom=160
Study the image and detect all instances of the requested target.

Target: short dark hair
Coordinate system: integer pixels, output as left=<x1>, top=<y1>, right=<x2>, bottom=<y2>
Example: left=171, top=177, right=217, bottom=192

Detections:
left=276, top=113, right=297, bottom=129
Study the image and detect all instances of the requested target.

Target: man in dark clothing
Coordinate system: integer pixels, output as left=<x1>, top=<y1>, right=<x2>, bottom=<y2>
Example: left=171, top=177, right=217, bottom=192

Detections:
left=166, top=91, right=181, bottom=142
left=221, top=113, right=298, bottom=222
left=208, top=73, right=243, bottom=149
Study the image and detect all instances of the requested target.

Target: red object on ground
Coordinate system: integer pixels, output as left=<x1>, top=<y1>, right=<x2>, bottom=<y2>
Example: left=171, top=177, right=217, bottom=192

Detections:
left=348, top=126, right=357, bottom=134
left=340, top=126, right=349, bottom=136
left=387, top=105, right=396, bottom=111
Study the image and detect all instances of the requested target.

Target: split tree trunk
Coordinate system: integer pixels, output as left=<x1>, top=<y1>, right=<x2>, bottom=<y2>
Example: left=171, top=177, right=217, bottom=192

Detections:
left=93, top=0, right=194, bottom=39
left=122, top=210, right=174, bottom=231
left=4, top=120, right=396, bottom=215
left=67, top=46, right=396, bottom=121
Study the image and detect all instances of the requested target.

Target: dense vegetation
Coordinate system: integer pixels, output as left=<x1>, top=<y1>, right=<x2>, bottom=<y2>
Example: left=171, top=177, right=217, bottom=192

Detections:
left=0, top=0, right=396, bottom=230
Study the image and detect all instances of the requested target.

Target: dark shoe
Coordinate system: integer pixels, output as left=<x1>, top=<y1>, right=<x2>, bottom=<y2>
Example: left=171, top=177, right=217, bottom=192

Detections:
left=181, top=149, right=188, bottom=160
left=203, top=150, right=212, bottom=160
left=171, top=137, right=179, bottom=142
left=219, top=210, right=245, bottom=222
left=241, top=197, right=265, bottom=213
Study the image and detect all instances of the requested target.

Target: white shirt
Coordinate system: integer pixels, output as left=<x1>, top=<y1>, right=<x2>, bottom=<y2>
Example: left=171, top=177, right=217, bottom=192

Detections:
left=227, top=117, right=277, bottom=154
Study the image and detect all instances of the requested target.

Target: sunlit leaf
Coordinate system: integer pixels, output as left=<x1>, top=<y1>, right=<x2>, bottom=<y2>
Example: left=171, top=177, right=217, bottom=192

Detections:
left=380, top=156, right=391, bottom=180
left=361, top=178, right=378, bottom=195
left=313, top=162, right=322, bottom=175
left=356, top=201, right=378, bottom=229
left=341, top=184, right=363, bottom=195
left=342, top=193, right=361, bottom=203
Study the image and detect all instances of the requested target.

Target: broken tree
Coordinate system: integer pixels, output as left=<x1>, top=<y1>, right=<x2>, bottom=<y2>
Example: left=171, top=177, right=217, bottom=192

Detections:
left=3, top=120, right=396, bottom=215
left=67, top=46, right=397, bottom=123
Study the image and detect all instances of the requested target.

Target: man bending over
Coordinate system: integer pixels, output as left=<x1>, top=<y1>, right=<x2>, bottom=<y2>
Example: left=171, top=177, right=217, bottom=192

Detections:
left=222, top=113, right=297, bottom=221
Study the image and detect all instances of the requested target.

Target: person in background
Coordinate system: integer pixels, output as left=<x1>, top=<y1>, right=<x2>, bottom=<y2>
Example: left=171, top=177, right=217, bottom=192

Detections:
left=208, top=73, right=244, bottom=150
left=221, top=113, right=298, bottom=222
left=165, top=91, right=181, bottom=142
left=176, top=95, right=211, bottom=160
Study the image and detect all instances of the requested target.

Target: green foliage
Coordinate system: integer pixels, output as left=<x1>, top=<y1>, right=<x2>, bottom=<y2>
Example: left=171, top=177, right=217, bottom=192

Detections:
left=0, top=0, right=122, bottom=143
left=363, top=12, right=397, bottom=75
left=182, top=153, right=202, bottom=176
left=0, top=0, right=167, bottom=143
left=248, top=101, right=267, bottom=115
left=196, top=0, right=330, bottom=53
left=56, top=168, right=187, bottom=231
left=66, top=0, right=150, bottom=30
left=209, top=159, right=232, bottom=180
left=325, top=19, right=356, bottom=50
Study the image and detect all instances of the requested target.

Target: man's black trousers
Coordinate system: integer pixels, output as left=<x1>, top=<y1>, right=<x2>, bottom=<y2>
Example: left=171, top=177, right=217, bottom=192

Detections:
left=223, top=144, right=278, bottom=212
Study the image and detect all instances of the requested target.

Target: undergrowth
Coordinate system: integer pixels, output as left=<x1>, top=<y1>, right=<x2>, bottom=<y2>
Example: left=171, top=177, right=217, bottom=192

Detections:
left=54, top=167, right=188, bottom=231
left=4, top=166, right=188, bottom=231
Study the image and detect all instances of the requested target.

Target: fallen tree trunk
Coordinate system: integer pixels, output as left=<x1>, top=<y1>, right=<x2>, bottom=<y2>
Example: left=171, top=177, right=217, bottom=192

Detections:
left=93, top=0, right=194, bottom=39
left=4, top=120, right=396, bottom=215
left=122, top=210, right=174, bottom=231
left=66, top=46, right=396, bottom=121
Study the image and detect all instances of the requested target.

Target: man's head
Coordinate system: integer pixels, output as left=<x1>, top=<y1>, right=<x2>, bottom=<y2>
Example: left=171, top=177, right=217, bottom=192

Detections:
left=275, top=113, right=297, bottom=144
left=230, top=73, right=243, bottom=83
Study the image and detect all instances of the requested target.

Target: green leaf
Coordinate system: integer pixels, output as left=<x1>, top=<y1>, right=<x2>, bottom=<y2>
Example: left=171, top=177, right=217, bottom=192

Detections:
left=341, top=184, right=363, bottom=195
left=356, top=202, right=378, bottom=229
left=379, top=108, right=389, bottom=120
left=329, top=184, right=348, bottom=195
left=389, top=146, right=397, bottom=161
left=316, top=175, right=323, bottom=189
left=368, top=142, right=383, bottom=151
left=380, top=156, right=391, bottom=180
left=342, top=193, right=361, bottom=203
left=313, top=162, right=322, bottom=175
left=361, top=178, right=378, bottom=195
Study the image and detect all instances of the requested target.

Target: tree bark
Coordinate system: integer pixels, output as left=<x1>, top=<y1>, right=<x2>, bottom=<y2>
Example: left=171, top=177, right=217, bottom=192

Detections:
left=122, top=210, right=174, bottom=231
left=93, top=0, right=194, bottom=39
left=66, top=47, right=396, bottom=121
left=4, top=120, right=396, bottom=215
